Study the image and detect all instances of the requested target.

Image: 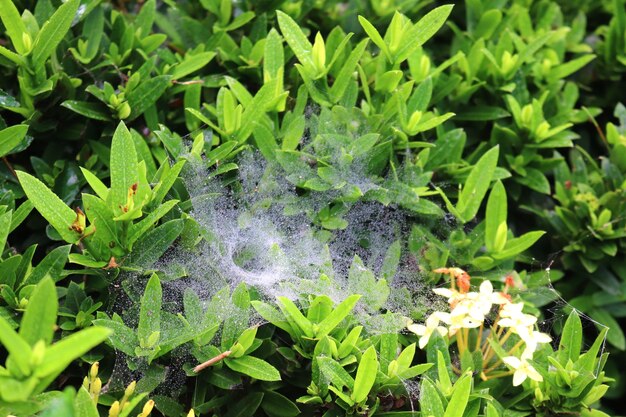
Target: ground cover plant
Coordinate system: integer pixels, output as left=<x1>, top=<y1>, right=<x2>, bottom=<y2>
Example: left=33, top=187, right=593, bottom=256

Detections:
left=0, top=0, right=624, bottom=416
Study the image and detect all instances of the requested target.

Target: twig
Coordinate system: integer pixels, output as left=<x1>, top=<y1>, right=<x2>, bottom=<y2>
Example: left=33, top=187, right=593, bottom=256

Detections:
left=193, top=350, right=232, bottom=373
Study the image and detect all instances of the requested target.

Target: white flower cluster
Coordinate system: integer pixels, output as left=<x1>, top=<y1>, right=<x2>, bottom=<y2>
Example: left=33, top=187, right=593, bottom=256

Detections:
left=407, top=276, right=552, bottom=386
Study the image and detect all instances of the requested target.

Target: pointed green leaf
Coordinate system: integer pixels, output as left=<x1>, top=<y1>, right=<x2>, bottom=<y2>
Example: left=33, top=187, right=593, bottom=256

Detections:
left=352, top=346, right=378, bottom=403
left=109, top=122, right=138, bottom=213
left=170, top=52, right=216, bottom=80
left=138, top=274, right=162, bottom=343
left=276, top=11, right=316, bottom=74
left=358, top=16, right=391, bottom=61
left=0, top=0, right=28, bottom=54
left=225, top=356, right=281, bottom=381
left=559, top=310, right=583, bottom=363
left=485, top=180, right=507, bottom=252
left=316, top=295, right=361, bottom=337
left=32, top=0, right=80, bottom=67
left=16, top=170, right=79, bottom=244
left=491, top=231, right=545, bottom=260
left=0, top=313, right=32, bottom=375
left=127, top=75, right=172, bottom=121
left=22, top=244, right=71, bottom=286
left=443, top=373, right=472, bottom=417
left=0, top=125, right=28, bottom=158
left=318, top=357, right=355, bottom=390
left=395, top=5, right=454, bottom=63
left=36, top=326, right=111, bottom=379
left=456, top=146, right=499, bottom=222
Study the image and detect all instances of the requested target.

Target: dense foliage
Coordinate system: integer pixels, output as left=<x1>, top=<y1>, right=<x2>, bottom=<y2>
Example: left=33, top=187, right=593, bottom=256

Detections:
left=0, top=0, right=624, bottom=416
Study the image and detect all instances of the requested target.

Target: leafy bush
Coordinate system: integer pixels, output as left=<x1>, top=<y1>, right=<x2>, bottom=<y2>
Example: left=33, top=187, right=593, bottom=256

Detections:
left=0, top=0, right=624, bottom=416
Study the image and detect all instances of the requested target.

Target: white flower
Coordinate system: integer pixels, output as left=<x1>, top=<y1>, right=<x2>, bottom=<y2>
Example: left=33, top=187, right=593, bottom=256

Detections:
left=497, top=302, right=537, bottom=333
left=448, top=304, right=482, bottom=334
left=407, top=313, right=449, bottom=349
left=502, top=356, right=543, bottom=386
left=519, top=330, right=552, bottom=359
left=433, top=287, right=465, bottom=304
left=462, top=281, right=510, bottom=322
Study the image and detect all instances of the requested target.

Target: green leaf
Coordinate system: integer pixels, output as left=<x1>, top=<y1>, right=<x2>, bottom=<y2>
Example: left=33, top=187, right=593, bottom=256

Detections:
left=152, top=160, right=185, bottom=205
left=276, top=11, right=316, bottom=75
left=224, top=392, right=264, bottom=417
left=31, top=0, right=80, bottom=67
left=277, top=296, right=314, bottom=338
left=352, top=346, right=378, bottom=403
left=485, top=180, right=507, bottom=253
left=0, top=124, right=28, bottom=158
left=126, top=219, right=184, bottom=267
left=83, top=193, right=118, bottom=255
left=358, top=15, right=391, bottom=61
left=264, top=28, right=284, bottom=82
left=455, top=106, right=510, bottom=121
left=317, top=357, right=355, bottom=390
left=491, top=231, right=545, bottom=260
left=16, top=170, right=79, bottom=244
left=127, top=200, right=179, bottom=247
left=548, top=54, right=595, bottom=82
left=236, top=79, right=278, bottom=143
left=19, top=277, right=58, bottom=346
left=515, top=167, right=550, bottom=194
left=443, top=373, right=472, bottom=417
left=559, top=310, right=583, bottom=363
left=22, top=244, right=71, bottom=286
left=36, top=326, right=111, bottom=379
left=138, top=274, right=162, bottom=342
left=330, top=39, right=369, bottom=102
left=395, top=5, right=454, bottom=63
left=0, top=313, right=32, bottom=376
left=10, top=200, right=33, bottom=232
left=74, top=387, right=99, bottom=417
left=91, top=318, right=138, bottom=356
left=261, top=391, right=300, bottom=417
left=225, top=356, right=281, bottom=381
left=127, top=75, right=172, bottom=121
left=170, top=52, right=216, bottom=80
left=80, top=168, right=109, bottom=200
left=456, top=145, right=499, bottom=222
left=251, top=300, right=292, bottom=335
left=420, top=378, right=444, bottom=417
left=589, top=308, right=625, bottom=350
left=61, top=100, right=112, bottom=121
left=0, top=0, right=28, bottom=54
left=0, top=211, right=10, bottom=252
left=316, top=294, right=361, bottom=337
left=109, top=122, right=138, bottom=213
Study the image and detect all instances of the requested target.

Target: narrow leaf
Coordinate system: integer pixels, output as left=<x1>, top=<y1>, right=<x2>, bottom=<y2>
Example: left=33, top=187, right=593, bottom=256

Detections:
left=352, top=346, right=378, bottom=403
left=16, top=170, right=79, bottom=244
left=32, top=0, right=80, bottom=67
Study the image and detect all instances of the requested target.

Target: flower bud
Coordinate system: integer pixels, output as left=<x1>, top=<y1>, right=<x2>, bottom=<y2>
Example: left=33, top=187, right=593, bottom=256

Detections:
left=520, top=104, right=533, bottom=128
left=22, top=32, right=32, bottom=53
left=90, top=362, right=100, bottom=381
left=31, top=340, right=45, bottom=367
left=419, top=55, right=431, bottom=79
left=124, top=380, right=136, bottom=399
left=187, top=410, right=195, bottom=417
left=117, top=102, right=131, bottom=120
left=91, top=378, right=102, bottom=403
left=140, top=399, right=155, bottom=417
left=534, top=121, right=550, bottom=140
left=312, top=32, right=326, bottom=74
left=109, top=401, right=120, bottom=417
left=109, top=93, right=120, bottom=107
left=500, top=51, right=518, bottom=77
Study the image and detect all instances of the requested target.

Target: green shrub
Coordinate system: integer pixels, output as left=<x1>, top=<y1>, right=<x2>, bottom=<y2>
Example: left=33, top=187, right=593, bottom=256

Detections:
left=0, top=0, right=623, bottom=416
